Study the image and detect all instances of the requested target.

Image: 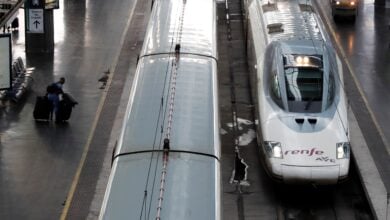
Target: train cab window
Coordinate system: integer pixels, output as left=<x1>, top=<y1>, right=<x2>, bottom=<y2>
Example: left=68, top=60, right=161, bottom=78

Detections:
left=283, top=54, right=324, bottom=113
left=326, top=72, right=336, bottom=109
left=271, top=73, right=281, bottom=99
left=269, top=51, right=284, bottom=109
left=270, top=70, right=283, bottom=108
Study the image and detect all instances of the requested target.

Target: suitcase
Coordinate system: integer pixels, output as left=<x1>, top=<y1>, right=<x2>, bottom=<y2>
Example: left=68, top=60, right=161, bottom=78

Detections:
left=62, top=93, right=78, bottom=106
left=33, top=96, right=53, bottom=120
left=56, top=93, right=77, bottom=122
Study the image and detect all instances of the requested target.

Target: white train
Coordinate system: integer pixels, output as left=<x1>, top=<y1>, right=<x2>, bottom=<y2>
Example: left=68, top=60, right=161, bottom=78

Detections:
left=245, top=0, right=350, bottom=184
left=99, top=0, right=220, bottom=219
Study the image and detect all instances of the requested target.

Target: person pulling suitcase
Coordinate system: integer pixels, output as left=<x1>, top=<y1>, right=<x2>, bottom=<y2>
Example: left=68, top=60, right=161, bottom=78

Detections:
left=47, top=77, right=65, bottom=122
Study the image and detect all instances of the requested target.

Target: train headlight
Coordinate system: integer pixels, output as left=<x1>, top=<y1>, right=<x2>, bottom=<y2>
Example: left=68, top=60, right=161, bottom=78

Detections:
left=336, top=142, right=350, bottom=159
left=295, top=56, right=310, bottom=66
left=296, top=56, right=303, bottom=64
left=264, top=141, right=283, bottom=158
left=303, top=56, right=309, bottom=65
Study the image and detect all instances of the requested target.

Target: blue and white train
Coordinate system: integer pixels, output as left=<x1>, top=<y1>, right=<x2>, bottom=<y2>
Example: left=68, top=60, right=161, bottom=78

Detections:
left=99, top=0, right=220, bottom=219
left=245, top=0, right=350, bottom=185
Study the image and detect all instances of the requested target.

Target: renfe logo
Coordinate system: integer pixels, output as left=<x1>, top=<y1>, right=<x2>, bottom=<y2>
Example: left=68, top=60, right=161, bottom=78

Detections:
left=284, top=148, right=324, bottom=156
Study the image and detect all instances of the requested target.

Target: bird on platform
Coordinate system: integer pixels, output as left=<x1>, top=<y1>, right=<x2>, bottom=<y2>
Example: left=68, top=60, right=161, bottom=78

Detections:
left=98, top=69, right=110, bottom=89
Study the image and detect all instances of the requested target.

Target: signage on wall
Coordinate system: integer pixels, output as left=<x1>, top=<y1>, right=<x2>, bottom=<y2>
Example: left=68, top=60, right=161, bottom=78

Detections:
left=28, top=9, right=44, bottom=33
left=25, top=0, right=44, bottom=33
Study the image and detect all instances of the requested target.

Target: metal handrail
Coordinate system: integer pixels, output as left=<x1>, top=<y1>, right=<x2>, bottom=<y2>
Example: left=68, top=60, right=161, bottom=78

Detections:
left=0, top=0, right=23, bottom=30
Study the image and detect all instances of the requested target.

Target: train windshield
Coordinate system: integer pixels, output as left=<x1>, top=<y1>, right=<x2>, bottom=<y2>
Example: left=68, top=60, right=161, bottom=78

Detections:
left=284, top=67, right=323, bottom=102
left=283, top=54, right=324, bottom=113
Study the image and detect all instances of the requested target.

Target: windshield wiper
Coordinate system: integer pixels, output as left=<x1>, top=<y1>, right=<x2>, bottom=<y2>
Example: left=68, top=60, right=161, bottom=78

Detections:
left=304, top=97, right=314, bottom=110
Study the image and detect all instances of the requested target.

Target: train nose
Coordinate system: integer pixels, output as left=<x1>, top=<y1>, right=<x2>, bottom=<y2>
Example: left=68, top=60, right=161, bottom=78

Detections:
left=281, top=165, right=340, bottom=185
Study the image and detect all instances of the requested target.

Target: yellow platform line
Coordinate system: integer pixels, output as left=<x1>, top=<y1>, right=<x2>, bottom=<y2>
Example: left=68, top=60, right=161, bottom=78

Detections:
left=59, top=2, right=137, bottom=219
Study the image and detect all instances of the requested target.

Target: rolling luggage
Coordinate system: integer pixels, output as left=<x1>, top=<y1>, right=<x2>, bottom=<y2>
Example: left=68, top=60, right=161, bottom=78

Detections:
left=56, top=93, right=78, bottom=122
left=33, top=96, right=52, bottom=120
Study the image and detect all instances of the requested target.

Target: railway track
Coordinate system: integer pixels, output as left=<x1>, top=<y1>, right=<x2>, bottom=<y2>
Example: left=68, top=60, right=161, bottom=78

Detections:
left=218, top=0, right=373, bottom=219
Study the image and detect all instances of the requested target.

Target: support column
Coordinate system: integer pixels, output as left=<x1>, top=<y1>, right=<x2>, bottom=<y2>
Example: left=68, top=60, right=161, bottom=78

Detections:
left=25, top=0, right=54, bottom=53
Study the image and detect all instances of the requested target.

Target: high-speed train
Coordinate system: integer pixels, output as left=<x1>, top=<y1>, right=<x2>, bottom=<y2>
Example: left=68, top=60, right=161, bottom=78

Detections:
left=99, top=0, right=220, bottom=219
left=245, top=0, right=350, bottom=185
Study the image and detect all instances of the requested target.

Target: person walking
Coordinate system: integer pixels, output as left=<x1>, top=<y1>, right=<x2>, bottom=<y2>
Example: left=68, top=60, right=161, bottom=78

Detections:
left=47, top=77, right=65, bottom=122
left=53, top=77, right=65, bottom=94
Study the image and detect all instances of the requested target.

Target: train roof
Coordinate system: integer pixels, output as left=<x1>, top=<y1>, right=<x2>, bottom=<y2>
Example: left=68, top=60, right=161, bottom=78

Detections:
left=258, top=0, right=329, bottom=45
left=117, top=54, right=220, bottom=158
left=100, top=153, right=220, bottom=219
left=100, top=0, right=220, bottom=218
left=140, top=0, right=217, bottom=58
